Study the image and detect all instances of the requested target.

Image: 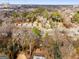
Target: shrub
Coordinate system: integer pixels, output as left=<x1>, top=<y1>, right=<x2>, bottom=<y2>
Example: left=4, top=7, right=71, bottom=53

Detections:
left=32, top=27, right=41, bottom=37
left=51, top=11, right=62, bottom=22
left=72, top=11, right=79, bottom=23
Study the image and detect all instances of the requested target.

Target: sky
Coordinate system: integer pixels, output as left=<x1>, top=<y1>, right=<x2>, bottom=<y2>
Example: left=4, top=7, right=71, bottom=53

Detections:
left=0, top=0, right=79, bottom=5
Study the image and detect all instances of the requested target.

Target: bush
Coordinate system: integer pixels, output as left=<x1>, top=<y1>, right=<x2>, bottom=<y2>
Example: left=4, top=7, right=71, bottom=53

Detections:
left=32, top=27, right=41, bottom=37
left=51, top=11, right=62, bottom=22
left=72, top=11, right=79, bottom=23
left=12, top=11, right=19, bottom=18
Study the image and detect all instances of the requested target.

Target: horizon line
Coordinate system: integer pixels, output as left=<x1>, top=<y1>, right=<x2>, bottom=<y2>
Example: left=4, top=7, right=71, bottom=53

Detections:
left=0, top=3, right=79, bottom=5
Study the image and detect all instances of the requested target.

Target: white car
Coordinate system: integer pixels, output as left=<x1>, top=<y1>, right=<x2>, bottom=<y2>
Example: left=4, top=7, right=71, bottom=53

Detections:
left=33, top=55, right=46, bottom=59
